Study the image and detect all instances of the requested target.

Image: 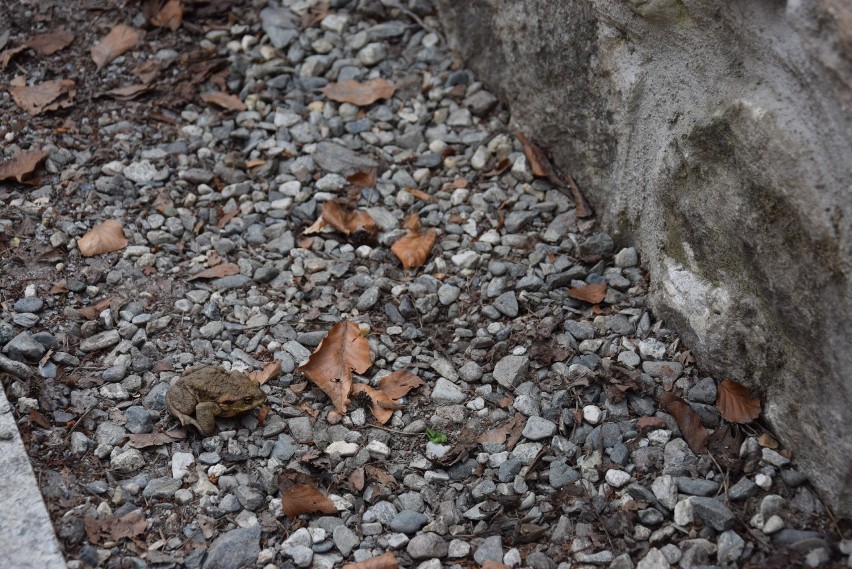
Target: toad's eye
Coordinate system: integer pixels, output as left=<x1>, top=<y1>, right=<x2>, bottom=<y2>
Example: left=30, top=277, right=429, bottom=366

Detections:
left=244, top=397, right=253, bottom=403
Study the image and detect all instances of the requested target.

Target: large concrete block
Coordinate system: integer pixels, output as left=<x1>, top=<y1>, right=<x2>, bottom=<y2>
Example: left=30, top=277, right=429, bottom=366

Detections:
left=436, top=0, right=852, bottom=515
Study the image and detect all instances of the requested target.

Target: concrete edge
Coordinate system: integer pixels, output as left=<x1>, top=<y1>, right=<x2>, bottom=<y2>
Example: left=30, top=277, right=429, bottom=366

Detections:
left=0, top=386, right=67, bottom=568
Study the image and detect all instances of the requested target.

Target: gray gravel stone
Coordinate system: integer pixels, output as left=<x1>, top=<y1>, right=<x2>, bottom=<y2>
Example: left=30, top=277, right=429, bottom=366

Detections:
left=332, top=525, right=359, bottom=557
left=728, top=476, right=759, bottom=500
left=690, top=496, right=735, bottom=530
left=473, top=535, right=503, bottom=563
left=431, top=377, right=466, bottom=404
left=390, top=510, right=428, bottom=534
left=202, top=525, right=260, bottom=569
left=13, top=297, right=44, bottom=313
left=3, top=332, right=46, bottom=361
left=522, top=416, right=557, bottom=440
left=717, top=530, right=745, bottom=564
left=492, top=291, right=519, bottom=317
left=674, top=476, right=720, bottom=496
left=406, top=533, right=448, bottom=560
left=548, top=460, right=581, bottom=488
left=79, top=330, right=121, bottom=352
left=142, top=477, right=181, bottom=498
left=493, top=354, right=528, bottom=388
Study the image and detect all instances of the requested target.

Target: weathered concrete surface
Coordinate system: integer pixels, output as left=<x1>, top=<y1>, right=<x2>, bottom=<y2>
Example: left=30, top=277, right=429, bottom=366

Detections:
left=436, top=0, right=852, bottom=515
left=0, top=388, right=66, bottom=568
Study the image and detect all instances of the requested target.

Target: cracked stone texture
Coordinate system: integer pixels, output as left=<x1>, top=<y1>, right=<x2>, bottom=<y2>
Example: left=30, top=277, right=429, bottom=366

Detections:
left=434, top=0, right=852, bottom=516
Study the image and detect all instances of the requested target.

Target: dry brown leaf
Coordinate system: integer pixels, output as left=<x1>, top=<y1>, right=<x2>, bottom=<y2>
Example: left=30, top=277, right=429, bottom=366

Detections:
left=76, top=297, right=114, bottom=320
left=91, top=25, right=143, bottom=69
left=377, top=370, right=424, bottom=399
left=517, top=132, right=553, bottom=178
left=150, top=0, right=183, bottom=30
left=304, top=217, right=328, bottom=235
left=0, top=149, right=50, bottom=183
left=347, top=169, right=377, bottom=189
left=50, top=281, right=69, bottom=294
left=321, top=201, right=378, bottom=238
left=391, top=227, right=436, bottom=269
left=132, top=60, right=161, bottom=84
left=298, top=320, right=372, bottom=413
left=281, top=483, right=338, bottom=519
left=660, top=392, right=708, bottom=453
left=77, top=220, right=128, bottom=257
left=758, top=432, right=779, bottom=449
left=187, top=262, right=240, bottom=281
left=716, top=379, right=761, bottom=424
left=342, top=552, right=398, bottom=569
left=127, top=429, right=186, bottom=448
left=104, top=83, right=151, bottom=100
left=9, top=77, right=76, bottom=115
left=349, top=467, right=365, bottom=492
left=200, top=91, right=247, bottom=111
left=365, top=465, right=397, bottom=488
left=321, top=78, right=396, bottom=106
left=408, top=188, right=436, bottom=203
left=217, top=208, right=238, bottom=228
left=482, top=562, right=510, bottom=569
left=567, top=282, right=607, bottom=304
left=0, top=28, right=74, bottom=69
left=246, top=159, right=267, bottom=168
left=84, top=511, right=148, bottom=543
left=249, top=360, right=282, bottom=385
left=478, top=414, right=523, bottom=445
left=636, top=415, right=667, bottom=435
left=301, top=0, right=329, bottom=28
left=351, top=383, right=401, bottom=425
left=402, top=212, right=421, bottom=232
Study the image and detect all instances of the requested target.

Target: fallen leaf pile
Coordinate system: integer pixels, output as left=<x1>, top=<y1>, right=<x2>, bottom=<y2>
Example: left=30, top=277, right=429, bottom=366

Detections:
left=298, top=321, right=424, bottom=424
left=320, top=201, right=378, bottom=240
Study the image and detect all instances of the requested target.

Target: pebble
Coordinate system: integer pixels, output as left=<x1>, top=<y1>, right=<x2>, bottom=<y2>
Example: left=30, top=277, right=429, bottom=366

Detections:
left=474, top=535, right=503, bottom=563
left=431, top=377, right=466, bottom=404
left=202, top=525, right=260, bottom=569
left=690, top=496, right=735, bottom=530
left=522, top=416, right=557, bottom=440
left=605, top=469, right=631, bottom=488
left=493, top=354, right=529, bottom=388
left=582, top=405, right=602, bottom=425
left=407, top=533, right=448, bottom=560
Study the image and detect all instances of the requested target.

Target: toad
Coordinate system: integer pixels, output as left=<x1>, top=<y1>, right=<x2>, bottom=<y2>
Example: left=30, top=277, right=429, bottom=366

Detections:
left=166, top=366, right=267, bottom=436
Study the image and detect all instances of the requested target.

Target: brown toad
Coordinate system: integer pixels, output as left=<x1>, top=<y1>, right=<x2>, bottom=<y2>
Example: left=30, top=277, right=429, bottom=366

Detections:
left=166, top=366, right=266, bottom=436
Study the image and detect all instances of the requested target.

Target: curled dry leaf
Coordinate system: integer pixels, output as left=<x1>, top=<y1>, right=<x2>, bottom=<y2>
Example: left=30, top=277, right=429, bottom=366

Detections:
left=660, top=392, right=708, bottom=454
left=321, top=78, right=396, bottom=106
left=567, top=282, right=607, bottom=304
left=347, top=169, right=377, bottom=189
left=352, top=383, right=402, bottom=425
left=91, top=25, right=143, bottom=69
left=76, top=296, right=114, bottom=320
left=84, top=511, right=148, bottom=544
left=478, top=414, right=524, bottom=445
left=298, top=320, right=372, bottom=413
left=187, top=262, right=240, bottom=281
left=377, top=370, right=424, bottom=399
left=9, top=77, right=76, bottom=115
left=127, top=429, right=186, bottom=448
left=0, top=149, right=50, bottom=183
left=149, top=0, right=183, bottom=30
left=0, top=27, right=74, bottom=69
left=482, top=562, right=510, bottom=569
left=281, top=483, right=338, bottom=519
left=408, top=188, right=436, bottom=203
left=249, top=360, right=282, bottom=385
left=103, top=84, right=151, bottom=100
left=200, top=91, right=247, bottom=111
left=716, top=379, right=761, bottom=424
left=517, top=132, right=553, bottom=179
left=342, top=552, right=398, bottom=569
left=321, top=201, right=378, bottom=239
left=352, top=370, right=424, bottom=424
left=391, top=213, right=436, bottom=269
left=77, top=220, right=128, bottom=257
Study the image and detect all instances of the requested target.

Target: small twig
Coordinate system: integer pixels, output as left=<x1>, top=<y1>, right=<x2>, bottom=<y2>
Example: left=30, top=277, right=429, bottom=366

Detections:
left=352, top=424, right=420, bottom=436
left=706, top=451, right=730, bottom=504
left=64, top=404, right=95, bottom=440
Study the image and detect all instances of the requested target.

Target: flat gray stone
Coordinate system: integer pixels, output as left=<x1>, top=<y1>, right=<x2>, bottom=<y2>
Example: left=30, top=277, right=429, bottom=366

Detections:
left=79, top=329, right=120, bottom=352
left=473, top=535, right=503, bottom=563
left=431, top=378, right=466, bottom=404
left=3, top=332, right=45, bottom=361
left=492, top=291, right=519, bottom=317
left=202, top=525, right=260, bottom=569
left=522, top=416, right=557, bottom=440
left=406, top=532, right=448, bottom=560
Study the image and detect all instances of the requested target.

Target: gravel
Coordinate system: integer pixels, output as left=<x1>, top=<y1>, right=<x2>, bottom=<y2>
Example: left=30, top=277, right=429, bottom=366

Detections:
left=0, top=1, right=842, bottom=567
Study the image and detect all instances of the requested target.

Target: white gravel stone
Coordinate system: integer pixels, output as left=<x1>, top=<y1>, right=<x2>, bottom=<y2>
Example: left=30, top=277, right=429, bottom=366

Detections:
left=605, top=469, right=631, bottom=488
left=325, top=441, right=359, bottom=456
left=582, top=405, right=602, bottom=425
